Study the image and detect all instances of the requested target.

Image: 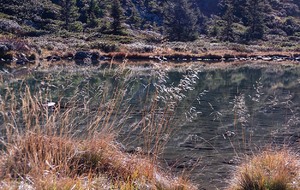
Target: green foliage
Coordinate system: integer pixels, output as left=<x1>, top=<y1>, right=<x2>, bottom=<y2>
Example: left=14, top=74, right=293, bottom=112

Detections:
left=221, top=0, right=235, bottom=42
left=60, top=0, right=79, bottom=31
left=86, top=0, right=102, bottom=28
left=163, top=0, right=199, bottom=41
left=244, top=0, right=266, bottom=40
left=128, top=4, right=142, bottom=29
left=282, top=17, right=300, bottom=36
left=110, top=0, right=124, bottom=35
left=90, top=41, right=120, bottom=52
left=69, top=21, right=83, bottom=32
left=0, top=0, right=299, bottom=41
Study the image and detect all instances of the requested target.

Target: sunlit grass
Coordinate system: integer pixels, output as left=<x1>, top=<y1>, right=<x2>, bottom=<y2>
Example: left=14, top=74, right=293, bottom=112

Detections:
left=0, top=69, right=196, bottom=190
left=227, top=149, right=300, bottom=190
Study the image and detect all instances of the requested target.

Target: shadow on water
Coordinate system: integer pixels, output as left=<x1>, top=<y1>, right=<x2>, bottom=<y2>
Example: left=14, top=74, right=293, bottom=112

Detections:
left=1, top=62, right=300, bottom=189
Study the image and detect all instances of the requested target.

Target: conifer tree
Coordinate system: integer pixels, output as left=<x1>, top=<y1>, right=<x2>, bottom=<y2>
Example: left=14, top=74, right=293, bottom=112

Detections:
left=244, top=0, right=265, bottom=40
left=87, top=0, right=100, bottom=27
left=221, top=0, right=235, bottom=42
left=111, top=0, right=124, bottom=35
left=60, top=0, right=79, bottom=31
left=163, top=0, right=199, bottom=41
left=128, top=4, right=141, bottom=28
left=232, top=0, right=247, bottom=24
left=76, top=0, right=88, bottom=24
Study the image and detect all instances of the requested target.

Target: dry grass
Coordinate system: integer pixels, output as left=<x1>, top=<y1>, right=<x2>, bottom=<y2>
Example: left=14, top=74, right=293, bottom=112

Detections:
left=0, top=133, right=192, bottom=189
left=228, top=149, right=300, bottom=190
left=0, top=78, right=196, bottom=189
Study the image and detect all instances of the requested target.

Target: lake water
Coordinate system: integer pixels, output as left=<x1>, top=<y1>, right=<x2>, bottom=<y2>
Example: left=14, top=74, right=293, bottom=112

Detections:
left=1, top=61, right=300, bottom=189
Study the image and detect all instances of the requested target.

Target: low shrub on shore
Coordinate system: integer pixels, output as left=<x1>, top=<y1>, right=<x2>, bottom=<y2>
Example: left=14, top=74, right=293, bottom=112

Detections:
left=228, top=150, right=300, bottom=190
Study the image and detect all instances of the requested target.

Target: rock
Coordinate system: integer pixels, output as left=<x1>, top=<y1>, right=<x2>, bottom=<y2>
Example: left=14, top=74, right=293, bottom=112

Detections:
left=46, top=55, right=61, bottom=62
left=262, top=57, right=272, bottom=61
left=91, top=52, right=100, bottom=60
left=0, top=44, right=13, bottom=63
left=74, top=51, right=90, bottom=60
left=0, top=44, right=9, bottom=55
left=200, top=54, right=222, bottom=61
left=42, top=102, right=56, bottom=111
left=1, top=53, right=13, bottom=62
left=223, top=54, right=235, bottom=61
left=27, top=54, right=36, bottom=61
left=0, top=18, right=23, bottom=34
left=46, top=56, right=52, bottom=61
left=43, top=102, right=56, bottom=107
left=62, top=52, right=74, bottom=60
left=75, top=51, right=101, bottom=61
left=125, top=146, right=143, bottom=154
left=16, top=59, right=26, bottom=65
left=52, top=56, right=61, bottom=62
left=16, top=53, right=30, bottom=65
left=222, top=131, right=235, bottom=139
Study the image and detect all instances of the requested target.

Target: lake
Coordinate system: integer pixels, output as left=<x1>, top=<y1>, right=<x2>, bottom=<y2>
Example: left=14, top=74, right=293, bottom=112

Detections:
left=1, top=61, right=300, bottom=189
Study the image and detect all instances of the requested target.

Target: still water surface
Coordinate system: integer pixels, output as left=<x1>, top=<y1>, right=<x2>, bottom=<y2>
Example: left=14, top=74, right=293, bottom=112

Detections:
left=1, top=62, right=300, bottom=189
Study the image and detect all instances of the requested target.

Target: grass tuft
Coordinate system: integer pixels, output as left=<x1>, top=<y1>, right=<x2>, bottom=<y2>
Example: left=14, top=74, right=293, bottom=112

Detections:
left=228, top=149, right=300, bottom=190
left=0, top=83, right=196, bottom=189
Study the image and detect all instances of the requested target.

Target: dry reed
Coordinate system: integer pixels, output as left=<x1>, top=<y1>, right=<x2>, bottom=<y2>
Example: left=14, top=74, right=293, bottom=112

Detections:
left=227, top=149, right=300, bottom=190
left=0, top=68, right=196, bottom=189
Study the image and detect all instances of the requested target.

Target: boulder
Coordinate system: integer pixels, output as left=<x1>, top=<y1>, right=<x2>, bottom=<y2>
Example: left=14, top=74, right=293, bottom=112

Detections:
left=0, top=44, right=9, bottom=55
left=75, top=51, right=101, bottom=61
left=91, top=52, right=100, bottom=60
left=199, top=54, right=222, bottom=60
left=16, top=59, right=26, bottom=65
left=74, top=51, right=90, bottom=60
left=27, top=54, right=36, bottom=61
left=0, top=19, right=23, bottom=34
left=62, top=52, right=74, bottom=60
left=223, top=54, right=236, bottom=61
left=16, top=53, right=29, bottom=65
left=0, top=53, right=13, bottom=63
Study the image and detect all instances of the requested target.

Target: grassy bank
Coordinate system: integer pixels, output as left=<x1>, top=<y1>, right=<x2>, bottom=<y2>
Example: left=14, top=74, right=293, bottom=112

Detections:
left=1, top=34, right=300, bottom=67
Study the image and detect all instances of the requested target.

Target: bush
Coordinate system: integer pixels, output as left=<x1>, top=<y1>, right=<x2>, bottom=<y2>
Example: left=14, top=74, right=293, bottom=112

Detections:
left=269, top=28, right=287, bottom=36
left=24, top=29, right=48, bottom=37
left=125, top=42, right=156, bottom=53
left=289, top=36, right=300, bottom=41
left=69, top=21, right=84, bottom=32
left=90, top=41, right=120, bottom=53
left=44, top=23, right=61, bottom=33
left=0, top=18, right=23, bottom=34
left=230, top=44, right=254, bottom=53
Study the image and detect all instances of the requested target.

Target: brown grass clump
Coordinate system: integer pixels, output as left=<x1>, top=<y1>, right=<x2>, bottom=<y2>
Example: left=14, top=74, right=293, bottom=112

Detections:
left=228, top=150, right=300, bottom=190
left=0, top=84, right=196, bottom=189
left=0, top=133, right=191, bottom=189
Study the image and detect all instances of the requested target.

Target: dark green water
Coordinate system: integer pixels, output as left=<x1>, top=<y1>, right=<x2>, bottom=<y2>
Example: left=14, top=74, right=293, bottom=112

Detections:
left=1, top=62, right=300, bottom=189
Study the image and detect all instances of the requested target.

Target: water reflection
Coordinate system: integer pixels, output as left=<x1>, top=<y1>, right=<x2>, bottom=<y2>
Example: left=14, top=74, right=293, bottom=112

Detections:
left=1, top=62, right=300, bottom=189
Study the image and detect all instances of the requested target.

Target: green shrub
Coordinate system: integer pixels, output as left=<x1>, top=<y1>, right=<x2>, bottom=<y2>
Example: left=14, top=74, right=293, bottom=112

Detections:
left=90, top=41, right=120, bottom=53
left=69, top=21, right=84, bottom=33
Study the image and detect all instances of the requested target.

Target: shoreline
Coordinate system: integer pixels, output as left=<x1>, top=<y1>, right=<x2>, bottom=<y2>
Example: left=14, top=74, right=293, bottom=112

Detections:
left=1, top=35, right=300, bottom=67
left=1, top=50, right=300, bottom=67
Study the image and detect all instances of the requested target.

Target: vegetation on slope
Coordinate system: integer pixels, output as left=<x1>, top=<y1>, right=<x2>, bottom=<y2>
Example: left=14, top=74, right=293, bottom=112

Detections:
left=0, top=0, right=299, bottom=43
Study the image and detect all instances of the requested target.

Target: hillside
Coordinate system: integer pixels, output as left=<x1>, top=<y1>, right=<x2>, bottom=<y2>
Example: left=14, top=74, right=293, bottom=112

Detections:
left=0, top=0, right=299, bottom=40
left=0, top=0, right=300, bottom=65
